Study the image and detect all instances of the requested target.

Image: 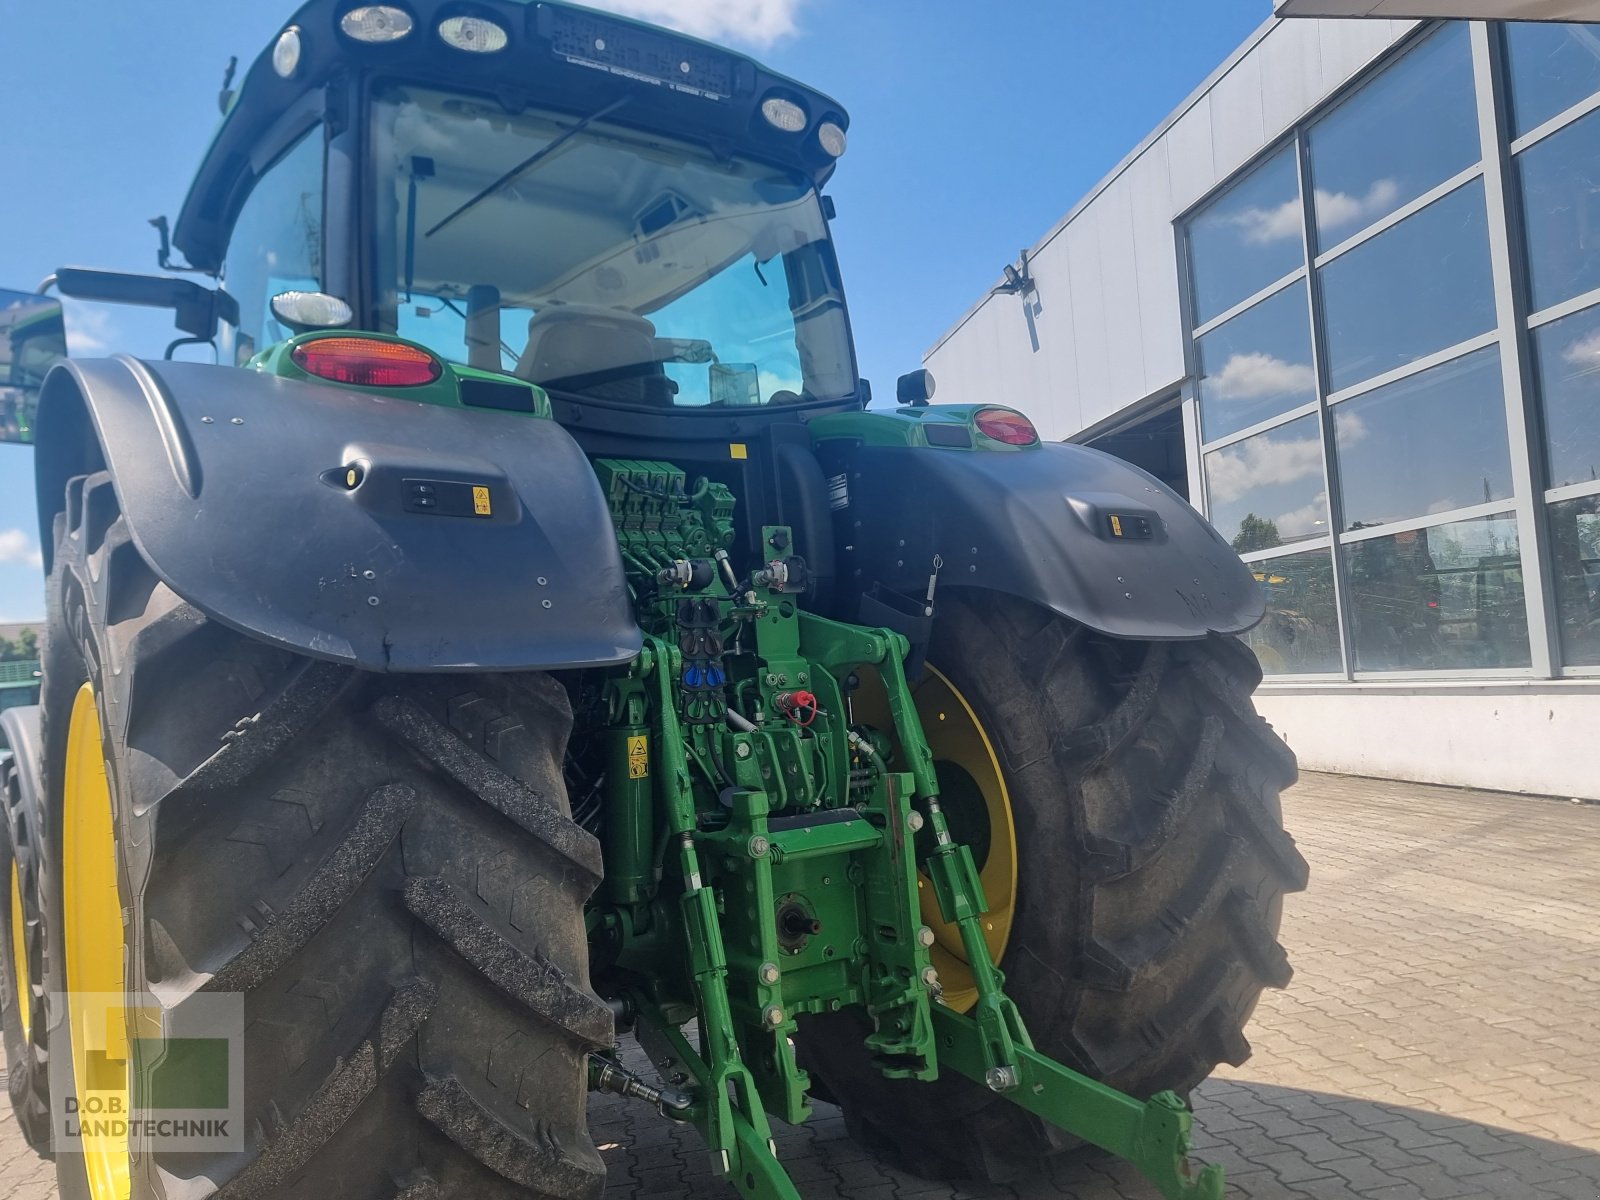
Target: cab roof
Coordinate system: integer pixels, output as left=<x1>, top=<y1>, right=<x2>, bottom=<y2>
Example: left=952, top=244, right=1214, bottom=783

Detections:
left=173, top=0, right=850, bottom=273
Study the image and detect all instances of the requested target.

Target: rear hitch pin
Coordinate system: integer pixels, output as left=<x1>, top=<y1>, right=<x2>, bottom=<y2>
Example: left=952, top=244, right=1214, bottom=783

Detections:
left=588, top=1054, right=693, bottom=1114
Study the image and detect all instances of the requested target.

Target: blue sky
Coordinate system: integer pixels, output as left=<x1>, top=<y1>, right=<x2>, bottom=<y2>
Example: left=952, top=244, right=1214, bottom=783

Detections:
left=0, top=0, right=1269, bottom=623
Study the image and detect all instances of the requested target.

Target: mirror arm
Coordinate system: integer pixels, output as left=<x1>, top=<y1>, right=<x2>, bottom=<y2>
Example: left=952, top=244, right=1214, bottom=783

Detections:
left=53, top=267, right=236, bottom=340
left=165, top=336, right=216, bottom=362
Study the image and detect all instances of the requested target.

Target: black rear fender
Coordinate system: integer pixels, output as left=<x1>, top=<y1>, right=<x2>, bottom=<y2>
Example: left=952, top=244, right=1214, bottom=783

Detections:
left=33, top=357, right=641, bottom=672
left=826, top=441, right=1265, bottom=641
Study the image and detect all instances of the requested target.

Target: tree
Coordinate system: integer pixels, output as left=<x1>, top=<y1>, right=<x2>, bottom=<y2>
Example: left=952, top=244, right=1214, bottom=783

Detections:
left=1232, top=513, right=1282, bottom=554
left=0, top=628, right=38, bottom=662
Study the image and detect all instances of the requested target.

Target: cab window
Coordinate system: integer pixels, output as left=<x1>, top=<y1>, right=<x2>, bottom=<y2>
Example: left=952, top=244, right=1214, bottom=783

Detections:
left=220, top=127, right=325, bottom=363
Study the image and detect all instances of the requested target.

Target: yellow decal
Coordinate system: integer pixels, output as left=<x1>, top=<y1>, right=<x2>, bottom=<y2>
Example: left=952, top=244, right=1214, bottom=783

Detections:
left=729, top=443, right=748, bottom=460
left=472, top=485, right=492, bottom=516
left=1110, top=514, right=1123, bottom=537
left=627, top=734, right=650, bottom=779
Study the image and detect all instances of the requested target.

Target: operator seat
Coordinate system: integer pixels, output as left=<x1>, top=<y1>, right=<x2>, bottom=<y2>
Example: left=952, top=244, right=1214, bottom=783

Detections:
left=515, top=303, right=675, bottom=406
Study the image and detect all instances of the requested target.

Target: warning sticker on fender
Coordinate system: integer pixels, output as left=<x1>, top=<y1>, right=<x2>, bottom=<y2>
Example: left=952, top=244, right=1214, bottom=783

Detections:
left=627, top=735, right=649, bottom=779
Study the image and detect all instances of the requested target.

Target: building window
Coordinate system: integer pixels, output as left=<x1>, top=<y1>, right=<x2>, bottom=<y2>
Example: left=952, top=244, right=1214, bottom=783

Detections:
left=1185, top=145, right=1304, bottom=326
left=1529, top=303, right=1600, bottom=490
left=1345, top=514, right=1529, bottom=671
left=1547, top=493, right=1600, bottom=665
left=1515, top=109, right=1600, bottom=314
left=1318, top=179, right=1495, bottom=393
left=1203, top=413, right=1328, bottom=553
left=1330, top=346, right=1513, bottom=531
left=1306, top=23, right=1480, bottom=251
left=1243, top=548, right=1343, bottom=675
left=1503, top=22, right=1600, bottom=138
left=1194, top=282, right=1316, bottom=441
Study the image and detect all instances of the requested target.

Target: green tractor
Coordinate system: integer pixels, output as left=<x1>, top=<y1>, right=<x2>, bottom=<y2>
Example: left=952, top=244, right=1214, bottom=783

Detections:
left=0, top=4, right=1306, bottom=1198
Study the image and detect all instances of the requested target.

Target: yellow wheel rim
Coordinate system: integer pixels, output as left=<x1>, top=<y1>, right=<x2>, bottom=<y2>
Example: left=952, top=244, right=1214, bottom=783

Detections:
left=855, top=664, right=1019, bottom=1013
left=10, top=860, right=29, bottom=1044
left=64, top=683, right=132, bottom=1200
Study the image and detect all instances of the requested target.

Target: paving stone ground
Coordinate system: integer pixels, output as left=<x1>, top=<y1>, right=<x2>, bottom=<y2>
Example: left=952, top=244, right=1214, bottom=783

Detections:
left=2, top=771, right=1598, bottom=1199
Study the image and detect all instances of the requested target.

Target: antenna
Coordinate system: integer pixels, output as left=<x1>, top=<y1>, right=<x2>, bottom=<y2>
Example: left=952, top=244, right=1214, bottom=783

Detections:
left=218, top=56, right=238, bottom=115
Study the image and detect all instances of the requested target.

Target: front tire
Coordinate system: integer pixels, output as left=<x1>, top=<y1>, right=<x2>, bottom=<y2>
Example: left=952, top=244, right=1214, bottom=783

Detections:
left=41, top=470, right=612, bottom=1199
left=800, top=591, right=1308, bottom=1182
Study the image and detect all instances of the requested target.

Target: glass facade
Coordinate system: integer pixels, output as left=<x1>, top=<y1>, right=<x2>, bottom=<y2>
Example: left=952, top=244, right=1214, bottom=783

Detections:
left=1183, top=21, right=1600, bottom=678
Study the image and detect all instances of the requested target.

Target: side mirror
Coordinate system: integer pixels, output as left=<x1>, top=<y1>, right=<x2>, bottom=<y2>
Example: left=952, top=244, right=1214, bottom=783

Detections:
left=53, top=267, right=238, bottom=341
left=896, top=368, right=936, bottom=407
left=0, top=290, right=67, bottom=445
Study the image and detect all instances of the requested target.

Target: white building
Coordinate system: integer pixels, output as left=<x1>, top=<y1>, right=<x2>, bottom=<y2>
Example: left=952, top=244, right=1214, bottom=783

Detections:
left=925, top=16, right=1600, bottom=799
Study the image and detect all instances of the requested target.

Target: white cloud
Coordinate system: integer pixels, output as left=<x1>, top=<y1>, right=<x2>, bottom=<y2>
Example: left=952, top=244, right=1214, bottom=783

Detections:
left=1315, top=178, right=1401, bottom=236
left=1226, top=198, right=1302, bottom=247
left=1273, top=491, right=1329, bottom=536
left=579, top=0, right=806, bottom=47
left=63, top=302, right=117, bottom=357
left=1209, top=352, right=1315, bottom=402
left=1207, top=429, right=1323, bottom=506
left=1562, top=329, right=1600, bottom=371
left=0, top=529, right=42, bottom=570
left=1221, top=178, right=1401, bottom=247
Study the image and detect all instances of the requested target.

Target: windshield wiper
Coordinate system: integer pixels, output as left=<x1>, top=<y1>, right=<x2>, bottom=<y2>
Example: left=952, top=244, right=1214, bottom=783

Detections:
left=425, top=95, right=631, bottom=239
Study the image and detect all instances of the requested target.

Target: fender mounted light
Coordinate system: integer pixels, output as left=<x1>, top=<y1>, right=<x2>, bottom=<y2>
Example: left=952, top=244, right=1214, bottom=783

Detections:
left=974, top=407, right=1039, bottom=446
left=292, top=338, right=442, bottom=388
left=271, top=291, right=353, bottom=330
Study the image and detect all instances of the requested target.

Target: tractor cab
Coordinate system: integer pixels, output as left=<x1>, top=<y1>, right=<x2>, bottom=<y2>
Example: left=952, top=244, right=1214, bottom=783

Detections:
left=176, top=0, right=865, bottom=441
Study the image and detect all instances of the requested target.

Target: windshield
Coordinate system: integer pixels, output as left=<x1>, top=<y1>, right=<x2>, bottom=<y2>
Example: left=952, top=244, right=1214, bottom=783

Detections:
left=373, top=84, right=859, bottom=410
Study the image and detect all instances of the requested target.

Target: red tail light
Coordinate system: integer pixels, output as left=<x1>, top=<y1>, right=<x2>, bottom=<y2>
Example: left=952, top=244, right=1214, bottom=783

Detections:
left=974, top=406, right=1038, bottom=446
left=292, top=337, right=442, bottom=387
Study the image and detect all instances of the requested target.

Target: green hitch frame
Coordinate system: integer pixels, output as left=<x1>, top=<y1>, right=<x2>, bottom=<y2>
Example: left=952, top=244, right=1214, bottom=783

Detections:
left=581, top=500, right=1225, bottom=1200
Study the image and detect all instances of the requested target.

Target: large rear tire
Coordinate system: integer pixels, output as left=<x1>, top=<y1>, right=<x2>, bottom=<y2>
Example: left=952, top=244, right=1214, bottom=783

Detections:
left=40, top=470, right=612, bottom=1199
left=799, top=591, right=1308, bottom=1182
